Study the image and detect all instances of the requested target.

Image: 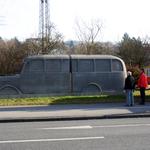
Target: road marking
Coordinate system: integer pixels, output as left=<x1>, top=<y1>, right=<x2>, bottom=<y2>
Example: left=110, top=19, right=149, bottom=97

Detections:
left=0, top=137, right=104, bottom=144
left=41, top=125, right=93, bottom=130
left=93, top=123, right=150, bottom=128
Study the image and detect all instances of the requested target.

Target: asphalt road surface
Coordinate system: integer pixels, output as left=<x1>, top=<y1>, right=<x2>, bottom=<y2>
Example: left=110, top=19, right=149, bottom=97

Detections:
left=0, top=118, right=150, bottom=150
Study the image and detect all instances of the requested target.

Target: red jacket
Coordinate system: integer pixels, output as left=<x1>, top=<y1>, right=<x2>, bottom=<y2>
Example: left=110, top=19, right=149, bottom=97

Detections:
left=138, top=72, right=148, bottom=88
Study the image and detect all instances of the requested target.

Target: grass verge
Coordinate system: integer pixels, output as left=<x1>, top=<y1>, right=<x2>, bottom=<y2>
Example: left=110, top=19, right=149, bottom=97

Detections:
left=0, top=90, right=149, bottom=106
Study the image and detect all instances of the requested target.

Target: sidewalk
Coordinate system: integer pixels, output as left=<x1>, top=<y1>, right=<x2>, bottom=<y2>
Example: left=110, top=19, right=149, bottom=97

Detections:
left=0, top=103, right=150, bottom=122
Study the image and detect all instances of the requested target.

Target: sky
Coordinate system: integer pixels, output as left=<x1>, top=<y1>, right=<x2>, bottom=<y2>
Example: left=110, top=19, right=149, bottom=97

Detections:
left=0, top=0, right=150, bottom=43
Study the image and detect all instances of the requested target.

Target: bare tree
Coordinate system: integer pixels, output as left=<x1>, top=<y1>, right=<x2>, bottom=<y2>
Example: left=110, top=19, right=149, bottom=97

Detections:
left=75, top=18, right=103, bottom=54
left=39, top=22, right=65, bottom=54
left=0, top=38, right=27, bottom=75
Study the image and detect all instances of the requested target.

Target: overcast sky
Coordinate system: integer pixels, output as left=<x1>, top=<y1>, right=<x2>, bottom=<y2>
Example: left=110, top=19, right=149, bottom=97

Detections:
left=0, top=0, right=150, bottom=42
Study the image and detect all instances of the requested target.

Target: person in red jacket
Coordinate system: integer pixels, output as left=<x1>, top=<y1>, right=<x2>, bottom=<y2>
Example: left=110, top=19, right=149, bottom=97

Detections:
left=138, top=68, right=148, bottom=105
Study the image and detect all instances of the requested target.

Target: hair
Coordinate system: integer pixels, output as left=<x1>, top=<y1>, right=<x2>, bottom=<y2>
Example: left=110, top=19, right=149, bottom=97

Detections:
left=141, top=68, right=145, bottom=72
left=127, top=71, right=132, bottom=76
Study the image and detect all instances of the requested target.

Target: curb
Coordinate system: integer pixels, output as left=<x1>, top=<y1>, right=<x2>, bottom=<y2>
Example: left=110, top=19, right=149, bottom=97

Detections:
left=0, top=113, right=150, bottom=123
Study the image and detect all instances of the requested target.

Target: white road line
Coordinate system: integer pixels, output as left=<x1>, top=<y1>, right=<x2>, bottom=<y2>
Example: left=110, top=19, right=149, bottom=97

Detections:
left=0, top=137, right=104, bottom=144
left=39, top=124, right=150, bottom=130
left=40, top=126, right=93, bottom=130
left=93, top=123, right=150, bottom=128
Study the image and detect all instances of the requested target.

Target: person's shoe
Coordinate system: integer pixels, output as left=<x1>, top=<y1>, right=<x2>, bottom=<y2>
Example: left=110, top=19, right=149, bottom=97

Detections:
left=124, top=104, right=130, bottom=107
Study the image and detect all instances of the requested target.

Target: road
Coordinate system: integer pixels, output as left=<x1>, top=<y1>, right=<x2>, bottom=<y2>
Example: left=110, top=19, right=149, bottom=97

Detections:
left=0, top=118, right=150, bottom=150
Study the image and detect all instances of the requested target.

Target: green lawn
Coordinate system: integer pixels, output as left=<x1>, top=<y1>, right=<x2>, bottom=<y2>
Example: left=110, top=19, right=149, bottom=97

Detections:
left=0, top=90, right=149, bottom=106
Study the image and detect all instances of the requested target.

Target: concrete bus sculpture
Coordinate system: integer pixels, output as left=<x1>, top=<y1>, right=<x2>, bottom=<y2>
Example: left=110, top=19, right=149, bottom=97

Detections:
left=0, top=55, right=127, bottom=96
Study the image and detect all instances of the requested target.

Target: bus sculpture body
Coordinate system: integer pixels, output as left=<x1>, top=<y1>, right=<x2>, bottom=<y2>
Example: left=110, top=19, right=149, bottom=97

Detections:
left=0, top=55, right=127, bottom=96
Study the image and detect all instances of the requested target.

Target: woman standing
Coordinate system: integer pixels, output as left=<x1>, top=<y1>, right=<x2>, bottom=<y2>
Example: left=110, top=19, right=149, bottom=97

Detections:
left=124, top=71, right=135, bottom=106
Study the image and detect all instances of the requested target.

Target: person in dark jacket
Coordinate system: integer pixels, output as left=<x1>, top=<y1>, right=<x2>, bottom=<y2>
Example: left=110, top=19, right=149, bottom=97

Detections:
left=124, top=71, right=135, bottom=106
left=138, top=68, right=148, bottom=105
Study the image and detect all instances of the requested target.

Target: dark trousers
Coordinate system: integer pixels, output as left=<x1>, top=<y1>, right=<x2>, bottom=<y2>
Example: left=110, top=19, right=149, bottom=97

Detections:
left=140, top=87, right=146, bottom=104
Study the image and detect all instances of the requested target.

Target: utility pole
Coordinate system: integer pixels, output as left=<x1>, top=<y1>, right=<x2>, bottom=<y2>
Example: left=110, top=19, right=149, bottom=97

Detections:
left=39, top=0, right=50, bottom=54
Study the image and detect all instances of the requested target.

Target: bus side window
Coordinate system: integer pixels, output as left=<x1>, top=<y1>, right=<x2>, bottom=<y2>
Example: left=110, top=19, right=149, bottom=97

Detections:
left=78, top=59, right=94, bottom=72
left=45, top=59, right=61, bottom=72
left=29, top=60, right=44, bottom=72
left=61, top=59, right=70, bottom=72
left=22, top=62, right=29, bottom=73
left=72, top=60, right=78, bottom=72
left=112, top=59, right=123, bottom=71
left=95, top=59, right=111, bottom=72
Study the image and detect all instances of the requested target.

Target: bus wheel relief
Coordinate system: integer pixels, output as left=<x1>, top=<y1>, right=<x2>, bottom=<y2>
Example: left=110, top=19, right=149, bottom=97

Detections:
left=82, top=82, right=102, bottom=94
left=0, top=85, right=22, bottom=95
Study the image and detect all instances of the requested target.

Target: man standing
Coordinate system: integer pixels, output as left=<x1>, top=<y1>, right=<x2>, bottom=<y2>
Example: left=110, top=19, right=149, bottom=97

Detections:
left=124, top=71, right=135, bottom=106
left=138, top=69, right=148, bottom=105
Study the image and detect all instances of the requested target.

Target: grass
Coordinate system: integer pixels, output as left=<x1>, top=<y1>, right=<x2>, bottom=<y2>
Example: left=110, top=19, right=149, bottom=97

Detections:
left=0, top=90, right=150, bottom=106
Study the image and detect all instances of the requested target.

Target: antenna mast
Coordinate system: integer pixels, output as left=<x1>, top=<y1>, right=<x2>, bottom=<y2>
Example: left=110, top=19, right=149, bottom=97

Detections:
left=39, top=0, right=50, bottom=54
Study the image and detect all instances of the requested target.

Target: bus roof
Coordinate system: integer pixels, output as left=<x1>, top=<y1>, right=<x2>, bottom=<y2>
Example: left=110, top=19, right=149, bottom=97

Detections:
left=26, top=54, right=121, bottom=60
left=26, top=55, right=69, bottom=60
left=70, top=55, right=120, bottom=59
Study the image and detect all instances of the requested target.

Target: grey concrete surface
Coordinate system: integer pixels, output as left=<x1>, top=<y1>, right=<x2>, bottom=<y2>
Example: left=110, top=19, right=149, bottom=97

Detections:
left=0, top=103, right=150, bottom=122
left=0, top=55, right=126, bottom=95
